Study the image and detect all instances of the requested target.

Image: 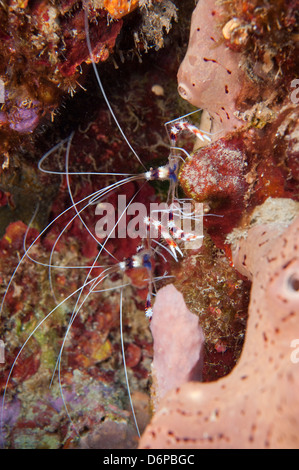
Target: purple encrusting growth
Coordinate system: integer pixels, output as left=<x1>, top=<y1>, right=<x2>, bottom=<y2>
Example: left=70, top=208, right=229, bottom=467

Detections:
left=0, top=398, right=21, bottom=447
left=8, top=101, right=40, bottom=133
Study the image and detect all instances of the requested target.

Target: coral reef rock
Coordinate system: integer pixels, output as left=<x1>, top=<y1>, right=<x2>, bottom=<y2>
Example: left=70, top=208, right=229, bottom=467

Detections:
left=179, top=136, right=247, bottom=203
left=140, top=205, right=299, bottom=449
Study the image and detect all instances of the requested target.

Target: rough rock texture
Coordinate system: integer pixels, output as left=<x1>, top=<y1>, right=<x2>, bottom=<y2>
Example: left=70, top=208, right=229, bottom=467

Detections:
left=230, top=198, right=299, bottom=279
left=177, top=0, right=246, bottom=134
left=139, top=208, right=299, bottom=449
left=150, top=284, right=205, bottom=412
left=179, top=136, right=247, bottom=203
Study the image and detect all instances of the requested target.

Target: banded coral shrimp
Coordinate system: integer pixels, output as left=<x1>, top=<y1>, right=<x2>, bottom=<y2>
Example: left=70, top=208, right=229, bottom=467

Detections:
left=0, top=112, right=210, bottom=449
left=0, top=11, right=214, bottom=450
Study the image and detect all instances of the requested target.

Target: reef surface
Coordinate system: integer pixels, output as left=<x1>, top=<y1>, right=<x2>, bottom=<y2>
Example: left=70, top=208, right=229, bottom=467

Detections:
left=0, top=0, right=298, bottom=450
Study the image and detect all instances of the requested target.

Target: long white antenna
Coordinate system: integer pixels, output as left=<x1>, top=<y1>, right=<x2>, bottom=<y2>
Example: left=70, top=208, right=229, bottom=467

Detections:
left=84, top=6, right=146, bottom=170
left=119, top=287, right=140, bottom=438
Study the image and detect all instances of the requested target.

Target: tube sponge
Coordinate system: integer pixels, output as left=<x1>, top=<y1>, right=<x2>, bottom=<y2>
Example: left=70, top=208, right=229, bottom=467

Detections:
left=150, top=284, right=205, bottom=412
left=177, top=0, right=246, bottom=134
left=140, top=208, right=299, bottom=448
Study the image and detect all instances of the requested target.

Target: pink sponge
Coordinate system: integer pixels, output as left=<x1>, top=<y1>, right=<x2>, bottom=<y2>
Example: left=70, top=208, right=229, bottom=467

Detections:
left=177, top=0, right=246, bottom=134
left=150, top=284, right=205, bottom=412
left=140, top=214, right=299, bottom=448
